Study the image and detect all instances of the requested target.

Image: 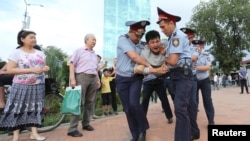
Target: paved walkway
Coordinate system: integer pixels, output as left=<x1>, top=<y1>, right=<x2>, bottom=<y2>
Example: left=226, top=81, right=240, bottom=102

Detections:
left=1, top=86, right=250, bottom=141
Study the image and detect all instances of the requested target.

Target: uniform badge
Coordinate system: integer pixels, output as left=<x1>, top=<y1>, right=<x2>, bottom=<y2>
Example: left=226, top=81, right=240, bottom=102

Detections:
left=172, top=38, right=180, bottom=47
left=141, top=21, right=146, bottom=26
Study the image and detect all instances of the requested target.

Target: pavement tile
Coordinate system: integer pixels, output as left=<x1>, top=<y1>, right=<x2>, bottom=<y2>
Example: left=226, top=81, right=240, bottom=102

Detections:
left=1, top=86, right=249, bottom=141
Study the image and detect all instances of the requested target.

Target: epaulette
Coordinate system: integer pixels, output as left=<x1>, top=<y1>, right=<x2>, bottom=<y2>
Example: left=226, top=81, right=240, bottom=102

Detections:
left=141, top=41, right=146, bottom=46
left=125, top=34, right=129, bottom=38
left=202, top=53, right=209, bottom=56
left=173, top=31, right=177, bottom=37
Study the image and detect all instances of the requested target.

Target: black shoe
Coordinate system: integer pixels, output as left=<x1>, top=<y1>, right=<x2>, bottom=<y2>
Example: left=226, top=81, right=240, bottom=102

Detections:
left=138, top=131, right=146, bottom=141
left=168, top=118, right=173, bottom=124
left=240, top=92, right=243, bottom=94
left=130, top=138, right=137, bottom=141
left=247, top=92, right=249, bottom=94
left=82, top=125, right=94, bottom=131
left=191, top=134, right=200, bottom=140
left=209, top=122, right=215, bottom=125
left=67, top=130, right=83, bottom=137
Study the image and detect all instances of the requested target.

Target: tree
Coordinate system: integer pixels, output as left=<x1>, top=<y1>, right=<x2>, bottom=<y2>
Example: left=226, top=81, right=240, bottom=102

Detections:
left=188, top=0, right=250, bottom=74
left=43, top=46, right=68, bottom=86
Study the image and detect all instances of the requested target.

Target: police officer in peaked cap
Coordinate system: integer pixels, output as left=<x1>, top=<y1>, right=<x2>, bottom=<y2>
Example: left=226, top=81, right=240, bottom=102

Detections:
left=192, top=39, right=215, bottom=126
left=116, top=20, right=151, bottom=141
left=181, top=27, right=201, bottom=140
left=156, top=7, right=193, bottom=141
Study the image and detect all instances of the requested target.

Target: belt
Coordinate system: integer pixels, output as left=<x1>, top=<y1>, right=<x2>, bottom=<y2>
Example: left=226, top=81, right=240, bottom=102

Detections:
left=77, top=72, right=96, bottom=77
left=169, top=67, right=184, bottom=72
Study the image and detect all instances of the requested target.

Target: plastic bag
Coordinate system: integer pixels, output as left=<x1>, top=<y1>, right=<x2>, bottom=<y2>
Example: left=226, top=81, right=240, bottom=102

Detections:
left=61, top=86, right=81, bottom=115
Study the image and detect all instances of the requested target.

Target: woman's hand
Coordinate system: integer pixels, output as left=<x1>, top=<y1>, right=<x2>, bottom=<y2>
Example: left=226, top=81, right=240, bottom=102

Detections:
left=42, top=66, right=50, bottom=72
left=31, top=67, right=44, bottom=74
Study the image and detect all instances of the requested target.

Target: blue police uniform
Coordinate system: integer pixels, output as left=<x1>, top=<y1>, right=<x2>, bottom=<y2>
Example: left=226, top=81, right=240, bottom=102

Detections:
left=166, top=27, right=193, bottom=141
left=195, top=40, right=215, bottom=125
left=157, top=7, right=193, bottom=139
left=189, top=44, right=200, bottom=139
left=180, top=27, right=200, bottom=139
left=115, top=20, right=150, bottom=141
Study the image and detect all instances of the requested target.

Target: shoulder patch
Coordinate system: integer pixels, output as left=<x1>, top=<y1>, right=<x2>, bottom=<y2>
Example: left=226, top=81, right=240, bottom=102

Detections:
left=172, top=38, right=180, bottom=47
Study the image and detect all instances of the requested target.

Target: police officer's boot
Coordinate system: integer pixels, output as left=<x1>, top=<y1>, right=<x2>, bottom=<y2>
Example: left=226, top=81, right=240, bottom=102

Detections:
left=138, top=131, right=146, bottom=141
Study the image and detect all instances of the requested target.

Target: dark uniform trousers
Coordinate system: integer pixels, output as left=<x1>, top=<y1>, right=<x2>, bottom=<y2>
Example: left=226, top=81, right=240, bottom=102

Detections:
left=170, top=68, right=192, bottom=141
left=164, top=76, right=174, bottom=101
left=197, top=77, right=215, bottom=124
left=115, top=74, right=149, bottom=140
left=141, top=78, right=173, bottom=120
left=68, top=73, right=98, bottom=133
left=240, top=79, right=249, bottom=93
left=188, top=74, right=200, bottom=137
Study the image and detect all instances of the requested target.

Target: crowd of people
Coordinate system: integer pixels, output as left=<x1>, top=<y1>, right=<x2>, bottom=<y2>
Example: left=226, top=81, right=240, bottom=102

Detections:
left=0, top=6, right=249, bottom=141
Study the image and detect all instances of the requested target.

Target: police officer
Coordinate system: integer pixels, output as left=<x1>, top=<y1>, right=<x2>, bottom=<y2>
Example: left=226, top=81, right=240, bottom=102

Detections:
left=180, top=28, right=200, bottom=140
left=156, top=7, right=193, bottom=141
left=193, top=39, right=215, bottom=125
left=115, top=20, right=151, bottom=141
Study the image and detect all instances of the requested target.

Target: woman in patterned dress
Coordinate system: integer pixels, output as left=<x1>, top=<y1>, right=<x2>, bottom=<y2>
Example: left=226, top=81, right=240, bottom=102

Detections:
left=0, top=30, right=50, bottom=141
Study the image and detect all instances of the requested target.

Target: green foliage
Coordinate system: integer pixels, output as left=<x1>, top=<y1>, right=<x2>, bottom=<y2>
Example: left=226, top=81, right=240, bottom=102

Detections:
left=188, top=0, right=250, bottom=74
left=0, top=61, right=6, bottom=69
left=43, top=46, right=69, bottom=86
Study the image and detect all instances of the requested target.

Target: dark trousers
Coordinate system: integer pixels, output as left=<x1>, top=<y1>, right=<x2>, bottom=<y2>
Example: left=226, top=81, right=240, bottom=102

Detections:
left=164, top=77, right=174, bottom=101
left=188, top=75, right=199, bottom=136
left=142, top=78, right=173, bottom=120
left=115, top=74, right=149, bottom=140
left=110, top=80, right=117, bottom=111
left=171, top=69, right=192, bottom=141
left=68, top=73, right=97, bottom=133
left=240, top=79, right=249, bottom=93
left=197, top=77, right=215, bottom=124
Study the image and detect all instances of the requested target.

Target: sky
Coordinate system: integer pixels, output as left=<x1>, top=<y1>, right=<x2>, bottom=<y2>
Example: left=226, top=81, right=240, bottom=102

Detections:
left=0, top=0, right=209, bottom=61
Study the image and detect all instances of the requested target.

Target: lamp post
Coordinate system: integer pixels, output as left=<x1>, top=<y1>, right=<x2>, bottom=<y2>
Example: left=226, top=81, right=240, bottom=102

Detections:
left=22, top=0, right=44, bottom=29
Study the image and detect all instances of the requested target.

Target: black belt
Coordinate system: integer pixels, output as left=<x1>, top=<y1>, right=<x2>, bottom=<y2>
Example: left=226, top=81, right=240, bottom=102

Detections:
left=169, top=67, right=184, bottom=72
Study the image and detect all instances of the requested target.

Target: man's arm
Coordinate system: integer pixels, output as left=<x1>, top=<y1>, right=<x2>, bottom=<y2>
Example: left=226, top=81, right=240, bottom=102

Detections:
left=98, top=61, right=107, bottom=71
left=127, top=50, right=151, bottom=68
left=69, top=63, right=76, bottom=87
left=165, top=53, right=179, bottom=66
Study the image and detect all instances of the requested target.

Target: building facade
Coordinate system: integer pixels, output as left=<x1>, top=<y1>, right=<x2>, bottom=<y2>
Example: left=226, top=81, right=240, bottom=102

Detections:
left=103, top=0, right=151, bottom=64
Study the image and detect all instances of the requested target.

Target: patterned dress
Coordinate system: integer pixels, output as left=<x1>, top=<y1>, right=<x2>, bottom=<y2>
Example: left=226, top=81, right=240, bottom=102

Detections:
left=0, top=48, right=46, bottom=131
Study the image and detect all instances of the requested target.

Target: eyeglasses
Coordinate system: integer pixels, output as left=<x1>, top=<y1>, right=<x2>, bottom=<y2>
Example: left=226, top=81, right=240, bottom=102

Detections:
left=130, top=30, right=145, bottom=38
left=134, top=31, right=145, bottom=38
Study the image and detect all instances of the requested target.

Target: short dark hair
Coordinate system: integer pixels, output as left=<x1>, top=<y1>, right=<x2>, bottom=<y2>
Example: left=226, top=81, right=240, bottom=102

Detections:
left=145, top=30, right=160, bottom=43
left=17, top=30, right=36, bottom=46
left=97, top=54, right=102, bottom=59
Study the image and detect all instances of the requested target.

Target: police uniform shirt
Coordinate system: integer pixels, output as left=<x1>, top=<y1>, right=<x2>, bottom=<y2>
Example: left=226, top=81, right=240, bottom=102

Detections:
left=190, top=44, right=199, bottom=75
left=196, top=53, right=211, bottom=81
left=116, top=34, right=145, bottom=77
left=165, top=28, right=191, bottom=69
